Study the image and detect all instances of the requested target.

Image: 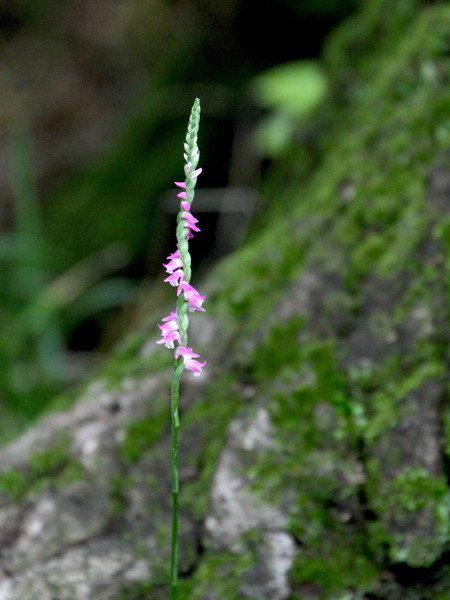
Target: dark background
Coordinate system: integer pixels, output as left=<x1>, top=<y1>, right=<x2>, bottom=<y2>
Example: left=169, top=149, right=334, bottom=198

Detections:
left=0, top=0, right=358, bottom=435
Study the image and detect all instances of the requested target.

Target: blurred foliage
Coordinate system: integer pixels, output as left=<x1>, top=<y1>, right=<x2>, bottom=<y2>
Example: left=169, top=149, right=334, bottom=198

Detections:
left=0, top=0, right=359, bottom=435
left=42, top=88, right=234, bottom=273
left=253, top=60, right=328, bottom=119
left=252, top=60, right=328, bottom=156
left=40, top=0, right=357, bottom=273
left=0, top=120, right=134, bottom=437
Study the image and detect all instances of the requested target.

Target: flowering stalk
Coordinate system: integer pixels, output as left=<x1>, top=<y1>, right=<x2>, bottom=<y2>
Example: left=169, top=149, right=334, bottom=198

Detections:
left=156, top=98, right=206, bottom=600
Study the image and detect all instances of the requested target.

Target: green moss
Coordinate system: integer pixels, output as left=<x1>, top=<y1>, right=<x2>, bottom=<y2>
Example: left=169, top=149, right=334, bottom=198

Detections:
left=120, top=410, right=170, bottom=464
left=29, top=441, right=85, bottom=495
left=181, top=374, right=242, bottom=519
left=29, top=436, right=70, bottom=475
left=0, top=468, right=28, bottom=502
left=209, top=217, right=316, bottom=351
left=109, top=2, right=450, bottom=597
left=0, top=434, right=84, bottom=501
left=115, top=579, right=154, bottom=600
left=290, top=530, right=379, bottom=599
left=435, top=215, right=450, bottom=252
left=145, top=4, right=450, bottom=593
left=390, top=468, right=449, bottom=513
left=346, top=352, right=448, bottom=568
left=234, top=337, right=375, bottom=591
left=178, top=550, right=254, bottom=600
left=443, top=398, right=450, bottom=461
left=268, top=339, right=348, bottom=431
left=102, top=325, right=172, bottom=390
left=108, top=472, right=134, bottom=518
left=362, top=362, right=445, bottom=443
left=252, top=316, right=304, bottom=381
left=239, top=338, right=364, bottom=536
left=114, top=373, right=243, bottom=588
left=367, top=467, right=450, bottom=567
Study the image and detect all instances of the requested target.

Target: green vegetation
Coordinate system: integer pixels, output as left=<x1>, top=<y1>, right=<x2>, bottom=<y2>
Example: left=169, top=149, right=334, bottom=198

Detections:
left=165, top=1, right=450, bottom=594
left=0, top=434, right=83, bottom=501
left=121, top=410, right=170, bottom=464
left=178, top=551, right=254, bottom=600
left=100, top=3, right=450, bottom=595
left=2, top=1, right=450, bottom=598
left=0, top=120, right=135, bottom=435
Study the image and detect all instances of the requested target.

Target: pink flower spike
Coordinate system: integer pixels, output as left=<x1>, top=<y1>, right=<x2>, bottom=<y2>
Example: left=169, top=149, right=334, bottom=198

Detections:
left=174, top=346, right=206, bottom=376
left=177, top=191, right=188, bottom=200
left=174, top=181, right=186, bottom=188
left=164, top=269, right=184, bottom=286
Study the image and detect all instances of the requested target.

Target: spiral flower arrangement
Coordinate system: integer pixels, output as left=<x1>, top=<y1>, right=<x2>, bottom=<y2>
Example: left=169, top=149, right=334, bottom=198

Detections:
left=156, top=98, right=205, bottom=599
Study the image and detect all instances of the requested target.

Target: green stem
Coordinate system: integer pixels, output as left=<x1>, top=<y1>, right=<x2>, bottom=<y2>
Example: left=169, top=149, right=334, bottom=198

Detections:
left=169, top=97, right=201, bottom=598
left=170, top=364, right=181, bottom=600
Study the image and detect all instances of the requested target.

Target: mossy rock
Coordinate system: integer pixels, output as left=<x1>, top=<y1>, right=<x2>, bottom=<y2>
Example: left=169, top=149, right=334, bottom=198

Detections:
left=1, top=1, right=450, bottom=599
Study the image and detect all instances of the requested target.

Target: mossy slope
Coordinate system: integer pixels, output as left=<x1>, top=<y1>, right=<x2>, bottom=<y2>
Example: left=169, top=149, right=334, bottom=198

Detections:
left=1, top=1, right=450, bottom=599
left=176, top=1, right=450, bottom=598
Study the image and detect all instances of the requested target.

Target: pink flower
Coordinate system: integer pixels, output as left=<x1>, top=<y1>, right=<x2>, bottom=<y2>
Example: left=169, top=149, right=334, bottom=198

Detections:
left=182, top=211, right=201, bottom=233
left=175, top=346, right=206, bottom=376
left=180, top=201, right=190, bottom=211
left=163, top=250, right=183, bottom=275
left=157, top=312, right=182, bottom=348
left=164, top=269, right=184, bottom=286
left=174, top=181, right=186, bottom=189
left=184, top=164, right=203, bottom=178
left=177, top=191, right=188, bottom=200
left=177, top=281, right=206, bottom=311
left=162, top=310, right=178, bottom=322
